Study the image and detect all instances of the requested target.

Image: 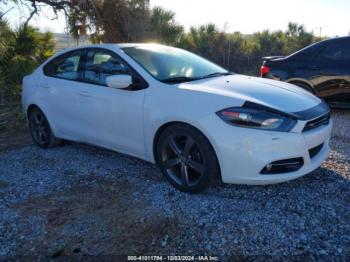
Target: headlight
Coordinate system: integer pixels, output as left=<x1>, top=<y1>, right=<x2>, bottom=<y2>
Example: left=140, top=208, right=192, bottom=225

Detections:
left=216, top=107, right=297, bottom=132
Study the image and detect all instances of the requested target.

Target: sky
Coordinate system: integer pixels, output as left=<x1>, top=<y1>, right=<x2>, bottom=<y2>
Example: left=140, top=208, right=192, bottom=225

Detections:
left=3, top=0, right=350, bottom=37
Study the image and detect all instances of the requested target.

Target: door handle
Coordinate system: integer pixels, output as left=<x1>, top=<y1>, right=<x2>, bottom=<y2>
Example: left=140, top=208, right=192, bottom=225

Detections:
left=311, top=66, right=320, bottom=71
left=79, top=91, right=91, bottom=97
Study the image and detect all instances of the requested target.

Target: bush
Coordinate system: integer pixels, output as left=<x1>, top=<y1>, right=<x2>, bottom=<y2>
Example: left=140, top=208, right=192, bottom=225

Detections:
left=177, top=22, right=321, bottom=75
left=0, top=17, right=55, bottom=103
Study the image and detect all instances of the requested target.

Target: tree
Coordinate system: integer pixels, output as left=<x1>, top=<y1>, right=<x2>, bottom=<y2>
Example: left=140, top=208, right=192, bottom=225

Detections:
left=0, top=18, right=55, bottom=101
left=1, top=0, right=321, bottom=78
left=0, top=13, right=13, bottom=101
left=180, top=24, right=223, bottom=60
left=150, top=7, right=184, bottom=45
left=285, top=22, right=315, bottom=53
left=69, top=1, right=183, bottom=43
left=4, top=0, right=184, bottom=43
left=2, top=0, right=74, bottom=25
left=80, top=0, right=150, bottom=42
left=4, top=0, right=151, bottom=42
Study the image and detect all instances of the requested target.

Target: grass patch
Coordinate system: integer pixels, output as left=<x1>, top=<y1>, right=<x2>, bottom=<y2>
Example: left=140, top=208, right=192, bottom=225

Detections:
left=0, top=102, right=31, bottom=151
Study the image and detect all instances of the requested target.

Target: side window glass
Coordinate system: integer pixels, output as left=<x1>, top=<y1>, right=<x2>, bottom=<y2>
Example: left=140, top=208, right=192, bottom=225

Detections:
left=84, top=50, right=132, bottom=86
left=320, top=39, right=350, bottom=61
left=44, top=51, right=83, bottom=80
left=290, top=44, right=320, bottom=62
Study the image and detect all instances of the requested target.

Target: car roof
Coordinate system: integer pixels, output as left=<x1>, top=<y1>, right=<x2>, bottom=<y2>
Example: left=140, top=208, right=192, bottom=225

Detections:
left=286, top=35, right=350, bottom=59
left=58, top=43, right=168, bottom=53
left=319, top=35, right=350, bottom=43
left=116, top=43, right=166, bottom=48
left=46, top=43, right=174, bottom=66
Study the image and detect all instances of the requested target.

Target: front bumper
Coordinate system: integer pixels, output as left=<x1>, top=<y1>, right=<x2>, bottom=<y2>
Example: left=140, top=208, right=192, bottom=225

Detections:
left=197, top=115, right=332, bottom=185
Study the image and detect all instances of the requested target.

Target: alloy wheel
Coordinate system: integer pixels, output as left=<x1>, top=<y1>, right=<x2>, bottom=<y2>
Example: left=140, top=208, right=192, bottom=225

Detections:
left=161, top=134, right=206, bottom=187
left=29, top=110, right=50, bottom=146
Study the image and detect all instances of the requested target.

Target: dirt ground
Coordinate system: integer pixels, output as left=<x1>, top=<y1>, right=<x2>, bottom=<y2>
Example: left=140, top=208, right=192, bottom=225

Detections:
left=0, top=108, right=349, bottom=259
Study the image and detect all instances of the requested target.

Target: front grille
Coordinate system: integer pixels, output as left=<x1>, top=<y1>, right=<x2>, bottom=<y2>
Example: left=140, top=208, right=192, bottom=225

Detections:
left=303, top=112, right=330, bottom=132
left=260, top=157, right=304, bottom=175
left=309, top=143, right=324, bottom=159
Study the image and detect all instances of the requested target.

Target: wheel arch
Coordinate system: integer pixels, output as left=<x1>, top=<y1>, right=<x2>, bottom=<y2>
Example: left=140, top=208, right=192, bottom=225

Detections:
left=286, top=79, right=315, bottom=94
left=26, top=103, right=62, bottom=147
left=152, top=121, right=222, bottom=179
left=26, top=104, right=59, bottom=138
left=26, top=104, right=41, bottom=119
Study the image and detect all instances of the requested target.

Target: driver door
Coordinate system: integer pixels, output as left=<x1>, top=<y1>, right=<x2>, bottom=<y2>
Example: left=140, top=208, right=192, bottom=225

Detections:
left=312, top=38, right=350, bottom=106
left=76, top=48, right=147, bottom=157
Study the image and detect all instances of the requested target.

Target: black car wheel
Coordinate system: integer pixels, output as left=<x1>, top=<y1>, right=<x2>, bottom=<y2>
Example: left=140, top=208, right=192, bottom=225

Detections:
left=28, top=107, right=62, bottom=148
left=156, top=123, right=219, bottom=193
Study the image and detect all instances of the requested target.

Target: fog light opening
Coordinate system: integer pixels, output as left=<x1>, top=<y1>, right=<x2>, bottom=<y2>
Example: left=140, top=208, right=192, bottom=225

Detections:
left=260, top=157, right=304, bottom=175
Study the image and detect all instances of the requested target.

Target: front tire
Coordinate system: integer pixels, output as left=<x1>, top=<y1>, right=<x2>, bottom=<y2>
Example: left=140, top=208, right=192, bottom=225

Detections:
left=156, top=124, right=219, bottom=193
left=28, top=107, right=62, bottom=148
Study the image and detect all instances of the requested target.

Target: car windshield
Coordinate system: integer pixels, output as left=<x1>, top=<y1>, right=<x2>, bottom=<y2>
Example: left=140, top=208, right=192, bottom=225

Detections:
left=122, top=45, right=230, bottom=83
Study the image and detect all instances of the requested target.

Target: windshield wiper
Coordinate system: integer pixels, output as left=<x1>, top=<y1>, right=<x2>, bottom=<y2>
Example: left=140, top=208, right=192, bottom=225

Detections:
left=200, top=72, right=233, bottom=79
left=161, top=72, right=233, bottom=84
left=161, top=76, right=201, bottom=84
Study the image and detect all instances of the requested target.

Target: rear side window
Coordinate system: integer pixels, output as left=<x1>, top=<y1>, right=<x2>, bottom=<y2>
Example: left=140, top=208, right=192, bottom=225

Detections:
left=319, top=38, right=350, bottom=61
left=43, top=50, right=84, bottom=80
left=84, top=49, right=132, bottom=86
left=289, top=43, right=321, bottom=62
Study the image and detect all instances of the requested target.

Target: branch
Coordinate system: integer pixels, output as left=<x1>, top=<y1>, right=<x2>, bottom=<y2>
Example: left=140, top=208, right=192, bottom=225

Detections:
left=16, top=0, right=75, bottom=24
left=24, top=1, right=37, bottom=26
left=1, top=7, right=15, bottom=17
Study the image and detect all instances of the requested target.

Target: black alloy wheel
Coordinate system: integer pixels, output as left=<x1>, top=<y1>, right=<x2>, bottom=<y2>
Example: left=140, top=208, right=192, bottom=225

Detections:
left=156, top=124, right=219, bottom=193
left=28, top=107, right=62, bottom=148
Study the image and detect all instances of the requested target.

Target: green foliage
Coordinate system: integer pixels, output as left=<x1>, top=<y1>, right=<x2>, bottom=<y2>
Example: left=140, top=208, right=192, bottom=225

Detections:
left=177, top=22, right=320, bottom=75
left=0, top=17, right=55, bottom=102
left=67, top=1, right=184, bottom=44
left=0, top=0, right=321, bottom=104
left=64, top=1, right=319, bottom=75
left=68, top=0, right=152, bottom=43
left=150, top=7, right=184, bottom=44
left=179, top=24, right=226, bottom=65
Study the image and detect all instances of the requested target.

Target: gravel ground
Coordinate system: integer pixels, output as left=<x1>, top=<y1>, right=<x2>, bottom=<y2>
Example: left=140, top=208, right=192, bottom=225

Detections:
left=0, top=110, right=349, bottom=260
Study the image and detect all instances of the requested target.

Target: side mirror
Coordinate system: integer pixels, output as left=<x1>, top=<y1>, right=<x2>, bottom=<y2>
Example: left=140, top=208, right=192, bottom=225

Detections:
left=106, top=74, right=132, bottom=89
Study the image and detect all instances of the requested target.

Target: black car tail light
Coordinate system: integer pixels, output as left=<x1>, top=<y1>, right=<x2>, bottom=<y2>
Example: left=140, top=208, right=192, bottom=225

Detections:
left=260, top=65, right=270, bottom=77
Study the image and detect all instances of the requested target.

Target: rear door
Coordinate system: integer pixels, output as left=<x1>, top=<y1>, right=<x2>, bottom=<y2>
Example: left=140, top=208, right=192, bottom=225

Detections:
left=286, top=43, right=323, bottom=82
left=39, top=49, right=86, bottom=140
left=312, top=38, right=350, bottom=106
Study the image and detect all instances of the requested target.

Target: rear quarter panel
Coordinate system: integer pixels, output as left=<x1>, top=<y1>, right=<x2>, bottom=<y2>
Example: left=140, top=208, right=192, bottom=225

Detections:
left=21, top=69, right=41, bottom=114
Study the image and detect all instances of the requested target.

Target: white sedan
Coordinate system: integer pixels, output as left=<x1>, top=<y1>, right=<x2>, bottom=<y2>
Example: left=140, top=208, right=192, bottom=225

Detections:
left=22, top=44, right=332, bottom=193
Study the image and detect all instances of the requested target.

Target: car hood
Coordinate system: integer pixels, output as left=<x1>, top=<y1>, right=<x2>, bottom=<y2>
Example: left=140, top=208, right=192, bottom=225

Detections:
left=180, top=74, right=321, bottom=113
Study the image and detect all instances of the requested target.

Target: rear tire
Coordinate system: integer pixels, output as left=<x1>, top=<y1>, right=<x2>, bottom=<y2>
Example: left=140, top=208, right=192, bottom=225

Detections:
left=28, top=107, right=62, bottom=148
left=156, top=123, right=219, bottom=193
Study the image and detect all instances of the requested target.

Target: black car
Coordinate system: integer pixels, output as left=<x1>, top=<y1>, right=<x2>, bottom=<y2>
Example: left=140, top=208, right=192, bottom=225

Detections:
left=260, top=36, right=350, bottom=108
